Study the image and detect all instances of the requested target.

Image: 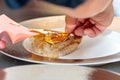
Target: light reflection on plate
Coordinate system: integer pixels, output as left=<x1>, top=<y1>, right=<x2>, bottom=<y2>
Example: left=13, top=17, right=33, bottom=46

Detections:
left=1, top=65, right=120, bottom=80
left=23, top=29, right=120, bottom=59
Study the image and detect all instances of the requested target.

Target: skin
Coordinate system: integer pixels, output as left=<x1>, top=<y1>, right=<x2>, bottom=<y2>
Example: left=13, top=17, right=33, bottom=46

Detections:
left=0, top=31, right=11, bottom=49
left=64, top=0, right=114, bottom=37
left=0, top=0, right=114, bottom=49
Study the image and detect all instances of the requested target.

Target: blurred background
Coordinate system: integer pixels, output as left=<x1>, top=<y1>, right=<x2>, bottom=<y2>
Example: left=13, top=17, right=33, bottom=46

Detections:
left=0, top=0, right=120, bottom=22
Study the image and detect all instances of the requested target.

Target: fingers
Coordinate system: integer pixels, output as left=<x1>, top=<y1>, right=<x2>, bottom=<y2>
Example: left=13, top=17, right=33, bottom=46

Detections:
left=0, top=31, right=11, bottom=49
left=0, top=40, right=6, bottom=49
left=84, top=27, right=99, bottom=37
left=65, top=15, right=77, bottom=33
left=0, top=32, right=11, bottom=43
left=74, top=26, right=84, bottom=36
left=74, top=19, right=107, bottom=37
left=65, top=15, right=107, bottom=37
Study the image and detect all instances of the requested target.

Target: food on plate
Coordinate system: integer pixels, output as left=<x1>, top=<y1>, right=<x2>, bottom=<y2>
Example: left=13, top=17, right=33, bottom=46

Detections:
left=30, top=29, right=82, bottom=58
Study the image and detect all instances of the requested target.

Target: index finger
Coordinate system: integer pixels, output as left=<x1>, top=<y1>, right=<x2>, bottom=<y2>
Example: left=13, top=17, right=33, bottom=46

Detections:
left=65, top=15, right=77, bottom=33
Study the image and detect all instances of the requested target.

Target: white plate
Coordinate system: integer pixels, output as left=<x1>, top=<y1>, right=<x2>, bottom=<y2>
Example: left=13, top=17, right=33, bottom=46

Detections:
left=1, top=16, right=120, bottom=66
left=1, top=65, right=120, bottom=80
left=23, top=29, right=120, bottom=59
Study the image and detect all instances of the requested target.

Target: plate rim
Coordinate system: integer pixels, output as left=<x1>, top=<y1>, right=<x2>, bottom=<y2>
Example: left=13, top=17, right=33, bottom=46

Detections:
left=1, top=50, right=120, bottom=66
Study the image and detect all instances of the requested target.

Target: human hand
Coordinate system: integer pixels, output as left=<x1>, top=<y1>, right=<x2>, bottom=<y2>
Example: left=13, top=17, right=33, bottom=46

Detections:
left=65, top=0, right=114, bottom=37
left=0, top=40, right=6, bottom=49
left=0, top=31, right=11, bottom=49
left=65, top=7, right=114, bottom=37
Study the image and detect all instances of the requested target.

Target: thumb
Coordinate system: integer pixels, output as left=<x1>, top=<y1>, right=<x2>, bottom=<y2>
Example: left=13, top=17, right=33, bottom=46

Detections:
left=0, top=31, right=12, bottom=49
left=0, top=40, right=6, bottom=49
left=65, top=15, right=77, bottom=33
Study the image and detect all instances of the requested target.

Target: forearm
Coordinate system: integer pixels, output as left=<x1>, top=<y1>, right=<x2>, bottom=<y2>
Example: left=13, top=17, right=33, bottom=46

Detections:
left=61, top=0, right=113, bottom=18
left=5, top=0, right=113, bottom=19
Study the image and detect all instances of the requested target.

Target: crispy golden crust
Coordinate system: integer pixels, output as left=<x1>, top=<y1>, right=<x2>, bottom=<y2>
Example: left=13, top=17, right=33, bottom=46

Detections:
left=31, top=34, right=82, bottom=58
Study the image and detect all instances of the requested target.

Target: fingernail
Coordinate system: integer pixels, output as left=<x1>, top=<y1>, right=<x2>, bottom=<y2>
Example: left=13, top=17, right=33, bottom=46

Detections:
left=0, top=41, right=6, bottom=49
left=65, top=24, right=76, bottom=33
left=84, top=28, right=96, bottom=37
left=74, top=30, right=84, bottom=36
left=89, top=19, right=95, bottom=24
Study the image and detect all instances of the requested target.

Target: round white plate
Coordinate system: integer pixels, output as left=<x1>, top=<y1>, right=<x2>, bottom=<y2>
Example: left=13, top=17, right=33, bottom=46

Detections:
left=23, top=30, right=120, bottom=59
left=1, top=16, right=120, bottom=66
left=1, top=65, right=120, bottom=80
